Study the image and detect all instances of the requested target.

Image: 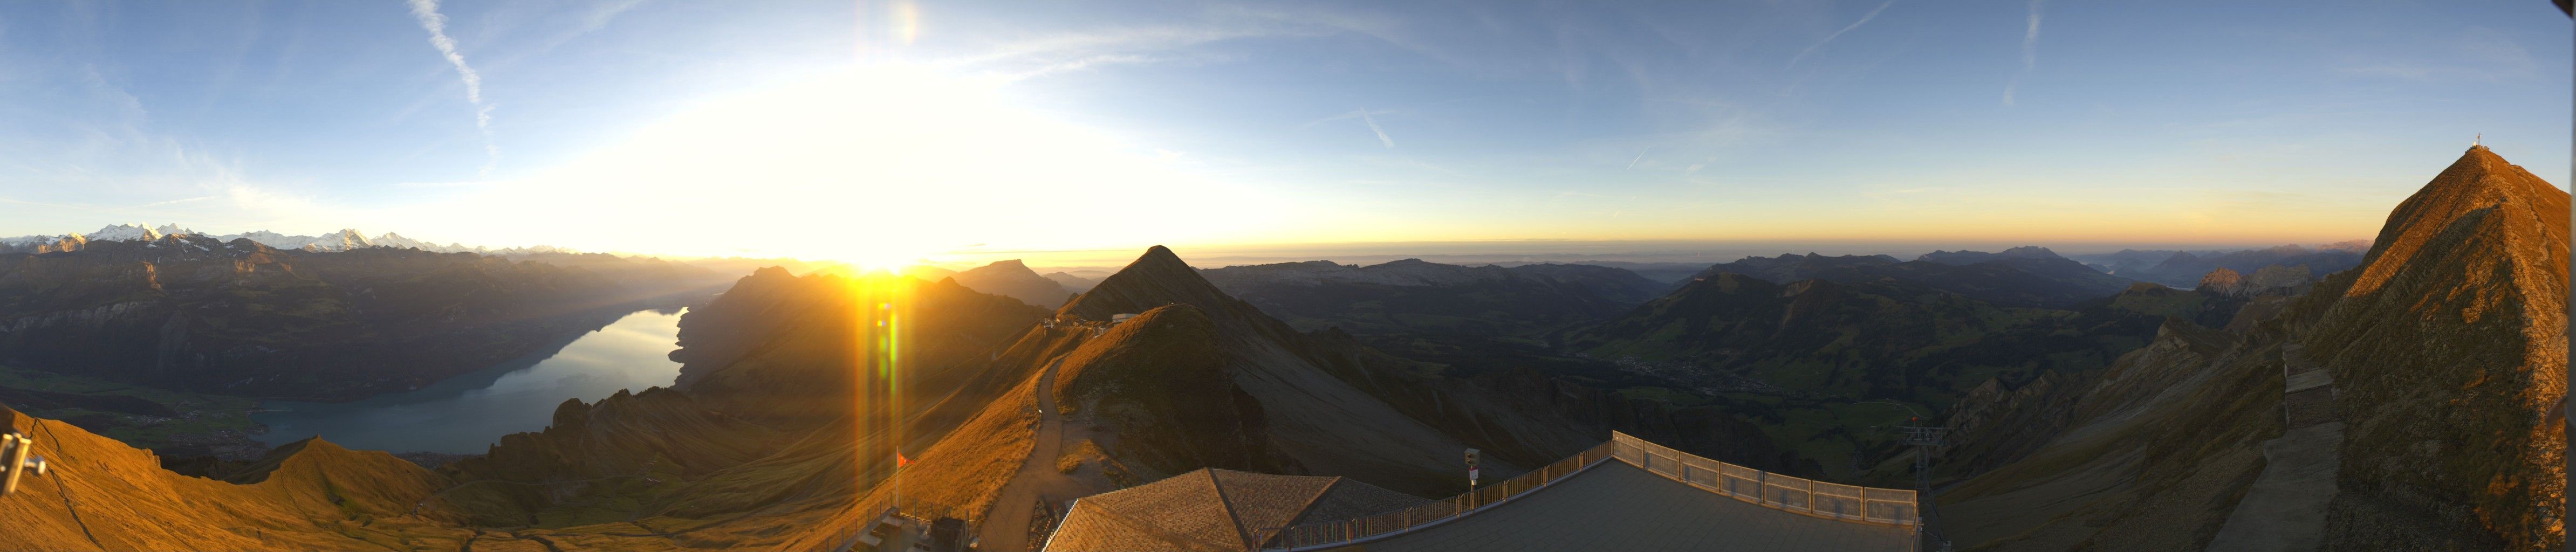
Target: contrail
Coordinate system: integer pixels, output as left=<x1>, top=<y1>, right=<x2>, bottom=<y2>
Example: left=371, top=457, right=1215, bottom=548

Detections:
left=407, top=0, right=499, bottom=176
left=1788, top=0, right=1898, bottom=68
left=1626, top=146, right=1654, bottom=170
left=1359, top=109, right=1394, bottom=148
left=2021, top=0, right=2045, bottom=71
left=2005, top=0, right=2045, bottom=106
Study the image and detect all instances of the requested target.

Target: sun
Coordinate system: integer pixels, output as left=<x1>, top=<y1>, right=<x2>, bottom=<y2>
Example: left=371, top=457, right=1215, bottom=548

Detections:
left=835, top=242, right=936, bottom=273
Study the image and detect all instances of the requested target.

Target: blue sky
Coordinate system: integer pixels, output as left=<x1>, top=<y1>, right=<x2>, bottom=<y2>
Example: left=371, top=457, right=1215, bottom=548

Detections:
left=1, top=1, right=2566, bottom=265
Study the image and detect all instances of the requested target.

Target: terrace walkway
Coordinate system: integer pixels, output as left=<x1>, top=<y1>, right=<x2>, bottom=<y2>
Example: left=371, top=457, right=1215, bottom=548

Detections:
left=1234, top=432, right=1917, bottom=551
left=1344, top=461, right=1917, bottom=551
left=2205, top=343, right=2345, bottom=551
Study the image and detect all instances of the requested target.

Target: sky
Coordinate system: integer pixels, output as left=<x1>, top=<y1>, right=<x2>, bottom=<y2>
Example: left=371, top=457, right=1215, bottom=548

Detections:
left=0, top=1, right=2567, bottom=268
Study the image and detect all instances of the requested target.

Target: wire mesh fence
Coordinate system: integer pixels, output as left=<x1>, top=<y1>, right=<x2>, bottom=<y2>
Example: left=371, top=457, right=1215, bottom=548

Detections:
left=1613, top=432, right=1920, bottom=526
left=1264, top=440, right=1620, bottom=549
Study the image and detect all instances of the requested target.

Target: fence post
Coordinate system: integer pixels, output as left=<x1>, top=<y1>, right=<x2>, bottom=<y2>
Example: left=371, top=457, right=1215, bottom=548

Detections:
left=1757, top=471, right=1771, bottom=507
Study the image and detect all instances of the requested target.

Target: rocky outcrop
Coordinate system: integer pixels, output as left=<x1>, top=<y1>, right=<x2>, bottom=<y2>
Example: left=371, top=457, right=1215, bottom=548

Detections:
left=2198, top=267, right=2247, bottom=294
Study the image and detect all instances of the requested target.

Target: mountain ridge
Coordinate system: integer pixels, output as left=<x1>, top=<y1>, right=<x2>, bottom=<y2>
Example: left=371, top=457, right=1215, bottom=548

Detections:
left=1, top=224, right=571, bottom=256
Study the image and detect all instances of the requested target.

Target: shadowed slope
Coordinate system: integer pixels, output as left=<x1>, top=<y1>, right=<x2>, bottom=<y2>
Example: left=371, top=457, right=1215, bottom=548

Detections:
left=1053, top=305, right=1292, bottom=475
left=1057, top=246, right=1593, bottom=493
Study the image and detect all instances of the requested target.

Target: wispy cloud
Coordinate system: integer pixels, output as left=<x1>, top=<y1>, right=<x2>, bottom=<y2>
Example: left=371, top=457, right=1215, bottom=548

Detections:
left=2335, top=27, right=2544, bottom=84
left=936, top=26, right=1275, bottom=80
left=1358, top=108, right=1395, bottom=148
left=405, top=0, right=499, bottom=176
left=999, top=54, right=1158, bottom=81
left=1626, top=146, right=1653, bottom=170
left=2003, top=0, right=2044, bottom=106
left=1787, top=0, right=1897, bottom=68
left=132, top=196, right=218, bottom=208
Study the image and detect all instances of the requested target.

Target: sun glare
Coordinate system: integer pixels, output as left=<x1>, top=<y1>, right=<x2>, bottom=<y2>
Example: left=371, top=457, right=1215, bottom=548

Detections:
left=388, top=63, right=1290, bottom=262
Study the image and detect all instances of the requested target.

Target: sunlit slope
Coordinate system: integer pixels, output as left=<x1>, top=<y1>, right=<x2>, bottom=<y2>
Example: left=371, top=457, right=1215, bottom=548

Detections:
left=0, top=407, right=464, bottom=551
left=2303, top=146, right=2566, bottom=550
left=425, top=268, right=1050, bottom=549
left=1938, top=146, right=2567, bottom=552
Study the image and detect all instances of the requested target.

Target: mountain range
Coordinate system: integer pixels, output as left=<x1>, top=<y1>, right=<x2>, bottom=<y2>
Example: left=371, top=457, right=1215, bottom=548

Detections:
left=1686, top=246, right=2137, bottom=309
left=1196, top=259, right=1667, bottom=336
left=2064, top=241, right=2371, bottom=288
left=0, top=233, right=730, bottom=401
left=0, top=224, right=570, bottom=256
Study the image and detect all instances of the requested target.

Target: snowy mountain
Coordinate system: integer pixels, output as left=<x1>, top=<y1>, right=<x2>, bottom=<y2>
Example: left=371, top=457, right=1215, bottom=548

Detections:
left=0, top=224, right=566, bottom=255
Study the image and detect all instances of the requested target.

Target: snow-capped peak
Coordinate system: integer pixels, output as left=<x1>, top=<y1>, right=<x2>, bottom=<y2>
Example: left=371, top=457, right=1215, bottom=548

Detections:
left=1, top=223, right=573, bottom=256
left=85, top=223, right=164, bottom=242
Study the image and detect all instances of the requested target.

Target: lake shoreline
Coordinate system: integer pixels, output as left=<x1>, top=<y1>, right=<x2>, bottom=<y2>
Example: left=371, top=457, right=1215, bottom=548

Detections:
left=249, top=308, right=691, bottom=454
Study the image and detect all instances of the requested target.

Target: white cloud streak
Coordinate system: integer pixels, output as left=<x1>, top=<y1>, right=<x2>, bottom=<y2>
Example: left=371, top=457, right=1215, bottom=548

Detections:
left=1359, top=108, right=1395, bottom=148
left=1787, top=0, right=1897, bottom=68
left=406, top=0, right=499, bottom=176
left=2004, top=0, right=2044, bottom=106
left=2020, top=0, right=2044, bottom=71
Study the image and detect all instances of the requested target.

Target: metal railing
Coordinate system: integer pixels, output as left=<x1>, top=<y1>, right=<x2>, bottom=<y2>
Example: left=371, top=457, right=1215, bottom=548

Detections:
left=1262, top=432, right=1920, bottom=550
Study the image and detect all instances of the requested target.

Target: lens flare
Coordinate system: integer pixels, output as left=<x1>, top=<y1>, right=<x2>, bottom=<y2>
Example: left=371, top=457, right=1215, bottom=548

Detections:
left=846, top=273, right=913, bottom=509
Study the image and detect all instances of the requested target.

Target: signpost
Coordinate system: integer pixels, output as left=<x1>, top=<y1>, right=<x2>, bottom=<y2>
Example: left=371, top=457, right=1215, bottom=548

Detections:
left=1464, top=448, right=1481, bottom=507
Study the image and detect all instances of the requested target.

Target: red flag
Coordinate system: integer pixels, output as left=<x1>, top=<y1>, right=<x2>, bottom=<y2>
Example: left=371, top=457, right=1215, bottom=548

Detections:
left=896, top=452, right=911, bottom=467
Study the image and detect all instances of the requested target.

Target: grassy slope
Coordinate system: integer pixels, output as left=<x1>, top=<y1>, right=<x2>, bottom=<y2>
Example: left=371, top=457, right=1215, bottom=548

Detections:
left=0, top=407, right=472, bottom=551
